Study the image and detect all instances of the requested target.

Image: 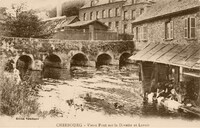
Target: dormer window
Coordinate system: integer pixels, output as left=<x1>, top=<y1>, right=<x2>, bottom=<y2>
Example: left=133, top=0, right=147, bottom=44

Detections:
left=91, top=1, right=94, bottom=7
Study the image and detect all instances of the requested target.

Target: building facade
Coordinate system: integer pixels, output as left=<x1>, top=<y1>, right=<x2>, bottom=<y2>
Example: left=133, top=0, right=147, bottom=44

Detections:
left=130, top=0, right=200, bottom=107
left=79, top=0, right=154, bottom=35
left=132, top=0, right=200, bottom=45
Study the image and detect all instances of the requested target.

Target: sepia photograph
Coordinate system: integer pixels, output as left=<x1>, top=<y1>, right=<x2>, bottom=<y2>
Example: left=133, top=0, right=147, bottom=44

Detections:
left=0, top=0, right=200, bottom=128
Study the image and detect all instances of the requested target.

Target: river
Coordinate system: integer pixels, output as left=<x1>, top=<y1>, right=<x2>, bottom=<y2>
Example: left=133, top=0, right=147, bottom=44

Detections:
left=37, top=66, right=200, bottom=121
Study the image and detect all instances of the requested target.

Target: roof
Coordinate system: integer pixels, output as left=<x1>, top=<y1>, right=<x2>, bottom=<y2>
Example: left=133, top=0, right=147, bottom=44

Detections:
left=42, top=16, right=66, bottom=22
left=42, top=16, right=79, bottom=31
left=132, top=0, right=200, bottom=24
left=55, top=16, right=79, bottom=29
left=81, top=0, right=125, bottom=9
left=66, top=20, right=108, bottom=28
left=129, top=42, right=200, bottom=70
left=123, top=0, right=154, bottom=6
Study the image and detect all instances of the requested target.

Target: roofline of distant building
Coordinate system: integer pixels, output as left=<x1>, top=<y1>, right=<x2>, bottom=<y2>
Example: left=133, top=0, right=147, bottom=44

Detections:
left=132, top=6, right=200, bottom=25
left=80, top=1, right=126, bottom=10
left=122, top=2, right=152, bottom=7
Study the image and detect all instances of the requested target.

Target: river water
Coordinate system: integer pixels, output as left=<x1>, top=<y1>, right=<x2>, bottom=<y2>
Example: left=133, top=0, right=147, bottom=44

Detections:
left=37, top=66, right=200, bottom=121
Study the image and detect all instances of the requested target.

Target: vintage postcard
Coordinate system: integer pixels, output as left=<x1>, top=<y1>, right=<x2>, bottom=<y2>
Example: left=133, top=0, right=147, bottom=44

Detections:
left=0, top=0, right=200, bottom=128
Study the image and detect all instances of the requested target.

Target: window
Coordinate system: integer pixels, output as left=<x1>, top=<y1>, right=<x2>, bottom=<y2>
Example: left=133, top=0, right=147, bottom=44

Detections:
left=90, top=12, right=93, bottom=20
left=115, top=21, right=119, bottom=31
left=115, top=8, right=120, bottom=17
left=132, top=0, right=136, bottom=4
left=124, top=11, right=128, bottom=20
left=108, top=9, right=112, bottom=17
left=96, top=11, right=99, bottom=19
left=132, top=10, right=136, bottom=20
left=136, top=27, right=140, bottom=41
left=115, top=21, right=119, bottom=29
left=165, top=20, right=173, bottom=39
left=108, top=22, right=112, bottom=29
left=102, top=10, right=106, bottom=18
left=124, top=24, right=128, bottom=33
left=132, top=24, right=135, bottom=34
left=83, top=13, right=87, bottom=21
left=142, top=25, right=148, bottom=41
left=140, top=8, right=144, bottom=15
left=185, top=17, right=196, bottom=39
left=136, top=26, right=147, bottom=41
left=132, top=24, right=135, bottom=38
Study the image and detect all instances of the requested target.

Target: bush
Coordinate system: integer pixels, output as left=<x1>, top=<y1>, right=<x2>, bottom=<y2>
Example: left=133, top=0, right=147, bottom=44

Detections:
left=0, top=57, right=39, bottom=116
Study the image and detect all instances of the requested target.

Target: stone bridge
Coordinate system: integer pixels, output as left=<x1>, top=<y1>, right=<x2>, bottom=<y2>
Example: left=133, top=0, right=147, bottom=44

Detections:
left=0, top=36, right=135, bottom=80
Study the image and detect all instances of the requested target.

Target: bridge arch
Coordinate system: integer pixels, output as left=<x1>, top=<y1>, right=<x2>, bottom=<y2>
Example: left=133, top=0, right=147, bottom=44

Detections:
left=96, top=53, right=113, bottom=69
left=119, top=52, right=132, bottom=69
left=43, top=54, right=62, bottom=79
left=16, top=55, right=33, bottom=79
left=70, top=53, right=89, bottom=67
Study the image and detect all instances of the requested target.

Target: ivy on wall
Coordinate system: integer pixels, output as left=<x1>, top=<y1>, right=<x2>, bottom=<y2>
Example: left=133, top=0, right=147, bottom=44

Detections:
left=0, top=36, right=135, bottom=59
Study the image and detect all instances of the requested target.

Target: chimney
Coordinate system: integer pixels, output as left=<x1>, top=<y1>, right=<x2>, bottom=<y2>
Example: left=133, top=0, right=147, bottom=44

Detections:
left=56, top=3, right=62, bottom=17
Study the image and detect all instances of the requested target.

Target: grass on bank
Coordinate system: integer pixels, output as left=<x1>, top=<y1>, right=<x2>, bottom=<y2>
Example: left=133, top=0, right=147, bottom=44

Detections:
left=0, top=57, right=39, bottom=116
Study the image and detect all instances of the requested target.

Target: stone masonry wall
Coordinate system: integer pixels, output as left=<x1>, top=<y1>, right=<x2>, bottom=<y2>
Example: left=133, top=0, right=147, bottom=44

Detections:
left=134, top=11, right=200, bottom=45
left=0, top=36, right=135, bottom=69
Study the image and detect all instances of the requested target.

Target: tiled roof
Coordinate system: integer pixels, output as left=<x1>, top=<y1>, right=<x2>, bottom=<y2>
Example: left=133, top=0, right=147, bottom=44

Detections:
left=66, top=19, right=108, bottom=28
left=133, top=0, right=200, bottom=24
left=81, top=0, right=125, bottom=9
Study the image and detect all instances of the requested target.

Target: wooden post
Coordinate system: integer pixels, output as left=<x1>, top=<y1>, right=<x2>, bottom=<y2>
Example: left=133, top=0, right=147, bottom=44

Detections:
left=180, top=67, right=183, bottom=82
left=154, top=63, right=158, bottom=83
left=139, top=62, right=144, bottom=81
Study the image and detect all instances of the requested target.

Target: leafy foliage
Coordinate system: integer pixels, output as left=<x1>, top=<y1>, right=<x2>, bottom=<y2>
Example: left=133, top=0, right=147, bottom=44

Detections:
left=0, top=57, right=39, bottom=116
left=3, top=4, right=51, bottom=38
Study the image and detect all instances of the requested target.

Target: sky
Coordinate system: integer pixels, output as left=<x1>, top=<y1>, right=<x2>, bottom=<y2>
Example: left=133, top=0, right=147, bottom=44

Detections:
left=0, top=0, right=87, bottom=9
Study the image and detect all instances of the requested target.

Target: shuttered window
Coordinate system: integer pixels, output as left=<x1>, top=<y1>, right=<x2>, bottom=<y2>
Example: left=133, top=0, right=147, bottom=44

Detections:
left=190, top=18, right=196, bottom=38
left=142, top=25, right=148, bottom=41
left=184, top=18, right=188, bottom=38
left=184, top=17, right=196, bottom=39
left=165, top=20, right=173, bottom=39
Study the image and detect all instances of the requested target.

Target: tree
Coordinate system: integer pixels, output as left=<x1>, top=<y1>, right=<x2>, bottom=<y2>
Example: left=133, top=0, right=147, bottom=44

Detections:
left=48, top=0, right=85, bottom=18
left=4, top=4, right=51, bottom=38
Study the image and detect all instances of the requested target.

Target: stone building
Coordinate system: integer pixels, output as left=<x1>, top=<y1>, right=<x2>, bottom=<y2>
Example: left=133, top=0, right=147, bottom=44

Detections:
left=130, top=0, right=200, bottom=108
left=79, top=0, right=155, bottom=35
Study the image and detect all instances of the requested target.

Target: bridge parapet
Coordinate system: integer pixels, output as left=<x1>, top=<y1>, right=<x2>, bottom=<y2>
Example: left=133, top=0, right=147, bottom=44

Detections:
left=0, top=36, right=135, bottom=58
left=0, top=36, right=135, bottom=80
